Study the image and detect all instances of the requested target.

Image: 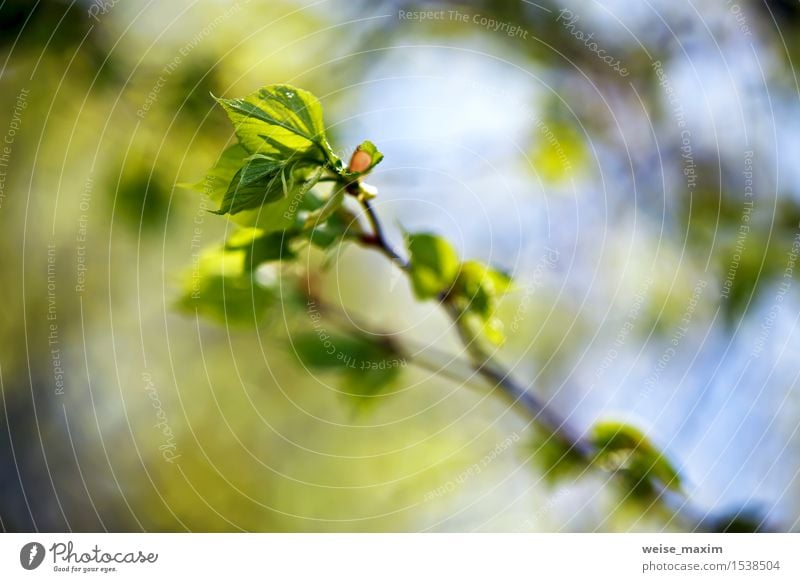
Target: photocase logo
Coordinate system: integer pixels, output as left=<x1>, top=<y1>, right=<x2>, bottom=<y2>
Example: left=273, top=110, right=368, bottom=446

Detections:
left=20, top=542, right=46, bottom=570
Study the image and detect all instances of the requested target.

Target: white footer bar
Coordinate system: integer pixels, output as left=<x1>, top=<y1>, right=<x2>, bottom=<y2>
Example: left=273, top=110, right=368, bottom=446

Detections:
left=1, top=533, right=797, bottom=581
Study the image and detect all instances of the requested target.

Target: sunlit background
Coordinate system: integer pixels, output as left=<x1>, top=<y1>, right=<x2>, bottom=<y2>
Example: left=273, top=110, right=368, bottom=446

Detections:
left=1, top=0, right=799, bottom=532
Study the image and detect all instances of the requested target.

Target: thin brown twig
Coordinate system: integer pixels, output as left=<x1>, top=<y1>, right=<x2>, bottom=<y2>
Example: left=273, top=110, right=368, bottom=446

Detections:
left=352, top=195, right=594, bottom=456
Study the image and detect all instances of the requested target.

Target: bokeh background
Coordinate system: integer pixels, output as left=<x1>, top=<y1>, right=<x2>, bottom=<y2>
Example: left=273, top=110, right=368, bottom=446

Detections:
left=1, top=0, right=800, bottom=532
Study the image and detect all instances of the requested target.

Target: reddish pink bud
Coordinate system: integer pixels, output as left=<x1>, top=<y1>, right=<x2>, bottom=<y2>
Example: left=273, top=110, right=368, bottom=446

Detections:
left=348, top=148, right=372, bottom=173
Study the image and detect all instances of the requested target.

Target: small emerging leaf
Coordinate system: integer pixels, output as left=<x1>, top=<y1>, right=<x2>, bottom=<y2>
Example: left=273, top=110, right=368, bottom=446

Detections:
left=480, top=316, right=506, bottom=346
left=213, top=160, right=296, bottom=215
left=306, top=206, right=362, bottom=249
left=232, top=165, right=325, bottom=233
left=292, top=331, right=404, bottom=410
left=176, top=246, right=275, bottom=324
left=458, top=312, right=506, bottom=347
left=527, top=427, right=586, bottom=485
left=304, top=187, right=345, bottom=229
left=226, top=228, right=298, bottom=270
left=406, top=233, right=460, bottom=300
left=179, top=144, right=249, bottom=204
left=451, top=260, right=513, bottom=345
left=591, top=421, right=682, bottom=494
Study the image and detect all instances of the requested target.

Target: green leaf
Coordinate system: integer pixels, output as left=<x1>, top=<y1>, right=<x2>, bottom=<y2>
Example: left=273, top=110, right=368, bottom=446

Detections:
left=176, top=246, right=275, bottom=324
left=457, top=312, right=506, bottom=347
left=450, top=260, right=513, bottom=345
left=306, top=206, right=363, bottom=249
left=292, top=331, right=404, bottom=408
left=406, top=233, right=460, bottom=299
left=341, top=360, right=402, bottom=407
left=214, top=85, right=336, bottom=162
left=591, top=421, right=682, bottom=494
left=179, top=144, right=248, bottom=204
left=189, top=146, right=324, bottom=219
left=213, top=162, right=291, bottom=215
left=224, top=227, right=264, bottom=248
left=480, top=315, right=506, bottom=345
left=238, top=154, right=286, bottom=185
left=455, top=261, right=492, bottom=317
left=226, top=228, right=298, bottom=270
left=527, top=427, right=585, bottom=485
left=304, top=187, right=345, bottom=229
left=456, top=260, right=512, bottom=314
left=228, top=165, right=325, bottom=232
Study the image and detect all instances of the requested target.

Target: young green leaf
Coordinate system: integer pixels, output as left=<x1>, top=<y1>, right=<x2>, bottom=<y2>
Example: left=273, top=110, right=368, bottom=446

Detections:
left=176, top=246, right=275, bottom=324
left=226, top=228, right=298, bottom=270
left=228, top=165, right=325, bottom=232
left=455, top=261, right=491, bottom=317
left=527, top=427, right=586, bottom=485
left=456, top=311, right=506, bottom=346
left=406, top=233, right=460, bottom=299
left=456, top=261, right=512, bottom=308
left=179, top=143, right=249, bottom=204
left=306, top=205, right=363, bottom=249
left=292, top=331, right=404, bottom=408
left=591, top=421, right=682, bottom=493
left=303, top=188, right=345, bottom=229
left=449, top=260, right=513, bottom=344
left=213, top=161, right=295, bottom=215
left=480, top=315, right=506, bottom=345
left=214, top=85, right=337, bottom=163
left=238, top=154, right=287, bottom=185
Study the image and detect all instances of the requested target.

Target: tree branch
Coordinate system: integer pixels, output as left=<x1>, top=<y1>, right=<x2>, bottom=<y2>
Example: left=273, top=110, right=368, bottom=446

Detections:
left=350, top=193, right=594, bottom=456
